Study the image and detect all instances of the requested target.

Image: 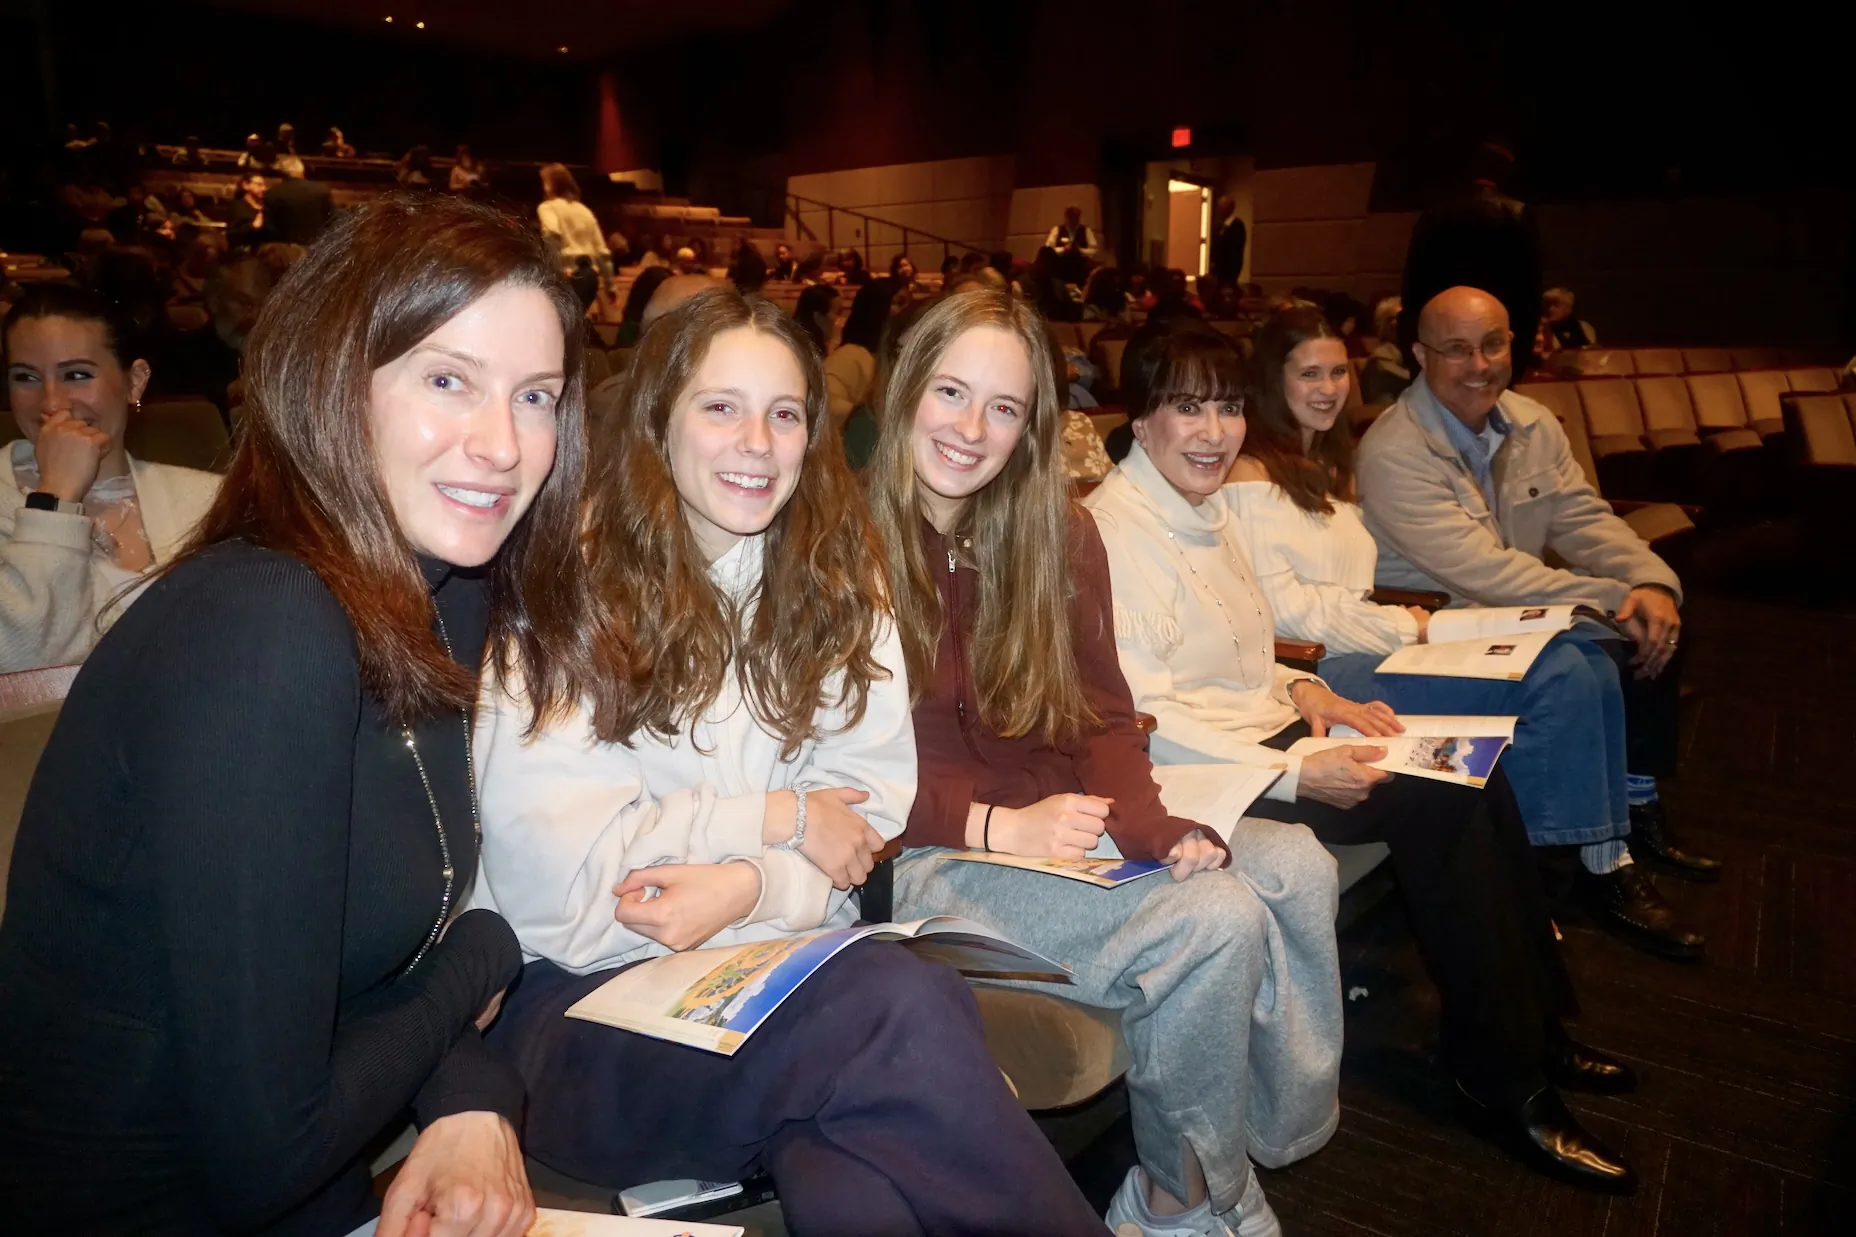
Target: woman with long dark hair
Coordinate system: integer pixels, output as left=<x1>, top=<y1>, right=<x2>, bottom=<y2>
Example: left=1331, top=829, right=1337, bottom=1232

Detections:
left=1086, top=320, right=1639, bottom=1194
left=823, top=276, right=900, bottom=429
left=866, top=289, right=1345, bottom=1237
left=469, top=286, right=1103, bottom=1236
left=0, top=193, right=596, bottom=1233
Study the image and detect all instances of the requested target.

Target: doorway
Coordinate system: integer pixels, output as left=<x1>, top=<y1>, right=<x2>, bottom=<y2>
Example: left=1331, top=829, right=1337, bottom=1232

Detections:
left=1165, top=178, right=1211, bottom=276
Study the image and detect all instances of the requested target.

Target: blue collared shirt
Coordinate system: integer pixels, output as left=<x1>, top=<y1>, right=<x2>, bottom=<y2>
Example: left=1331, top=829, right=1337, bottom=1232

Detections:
left=1434, top=396, right=1511, bottom=498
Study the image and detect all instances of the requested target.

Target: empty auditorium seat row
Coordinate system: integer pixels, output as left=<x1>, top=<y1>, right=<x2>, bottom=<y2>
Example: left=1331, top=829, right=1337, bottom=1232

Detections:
left=1547, top=346, right=1831, bottom=378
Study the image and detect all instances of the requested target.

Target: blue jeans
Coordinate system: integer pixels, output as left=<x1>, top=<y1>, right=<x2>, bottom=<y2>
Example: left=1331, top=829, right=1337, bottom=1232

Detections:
left=1317, top=629, right=1629, bottom=847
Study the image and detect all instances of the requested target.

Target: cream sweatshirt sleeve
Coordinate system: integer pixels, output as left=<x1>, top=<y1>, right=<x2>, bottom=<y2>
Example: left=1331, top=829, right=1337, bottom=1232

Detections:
left=0, top=504, right=105, bottom=671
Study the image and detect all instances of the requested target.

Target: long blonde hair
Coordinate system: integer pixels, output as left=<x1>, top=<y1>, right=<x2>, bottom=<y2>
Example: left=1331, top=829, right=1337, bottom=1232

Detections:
left=582, top=286, right=889, bottom=758
left=866, top=288, right=1093, bottom=742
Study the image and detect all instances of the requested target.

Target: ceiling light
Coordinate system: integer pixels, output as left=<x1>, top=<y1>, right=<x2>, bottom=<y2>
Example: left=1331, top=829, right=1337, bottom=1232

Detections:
left=384, top=14, right=393, bottom=20
left=558, top=46, right=570, bottom=53
left=415, top=20, right=425, bottom=29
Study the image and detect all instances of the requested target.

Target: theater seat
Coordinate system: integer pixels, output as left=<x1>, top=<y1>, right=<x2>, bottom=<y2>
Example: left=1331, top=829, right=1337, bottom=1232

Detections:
left=1094, top=338, right=1129, bottom=393
left=1783, top=393, right=1856, bottom=466
left=1575, top=379, right=1659, bottom=498
left=970, top=986, right=1130, bottom=1110
left=1785, top=367, right=1839, bottom=394
left=1682, top=348, right=1734, bottom=374
left=1551, top=348, right=1636, bottom=378
left=1515, top=381, right=1696, bottom=553
left=1730, top=347, right=1780, bottom=371
left=1630, top=348, right=1686, bottom=376
left=127, top=398, right=231, bottom=473
left=1735, top=370, right=1792, bottom=441
left=1780, top=393, right=1856, bottom=583
left=1686, top=372, right=1751, bottom=432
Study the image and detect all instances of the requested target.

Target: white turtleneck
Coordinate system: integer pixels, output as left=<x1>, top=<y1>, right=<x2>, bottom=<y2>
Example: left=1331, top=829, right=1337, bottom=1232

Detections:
left=1082, top=442, right=1319, bottom=801
left=467, top=534, right=918, bottom=975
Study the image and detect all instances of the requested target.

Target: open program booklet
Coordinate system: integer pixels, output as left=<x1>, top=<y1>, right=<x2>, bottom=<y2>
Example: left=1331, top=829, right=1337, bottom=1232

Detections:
left=1288, top=715, right=1517, bottom=787
left=1376, top=605, right=1580, bottom=680
left=346, top=1211, right=743, bottom=1236
left=938, top=763, right=1285, bottom=883
left=565, top=918, right=1070, bottom=1055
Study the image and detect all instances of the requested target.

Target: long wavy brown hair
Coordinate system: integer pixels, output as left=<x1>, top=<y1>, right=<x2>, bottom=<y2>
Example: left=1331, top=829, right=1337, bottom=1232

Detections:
left=1242, top=306, right=1357, bottom=514
left=582, top=286, right=889, bottom=757
left=866, top=288, right=1093, bottom=742
left=169, top=191, right=596, bottom=727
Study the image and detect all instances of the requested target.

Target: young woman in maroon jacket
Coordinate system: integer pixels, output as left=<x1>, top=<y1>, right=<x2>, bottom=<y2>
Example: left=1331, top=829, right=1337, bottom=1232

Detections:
left=864, top=287, right=1342, bottom=1237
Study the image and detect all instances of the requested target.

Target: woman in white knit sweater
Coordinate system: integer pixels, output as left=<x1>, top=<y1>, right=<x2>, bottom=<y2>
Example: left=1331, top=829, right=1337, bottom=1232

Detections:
left=536, top=164, right=612, bottom=310
left=1225, top=307, right=1702, bottom=960
left=467, top=287, right=1103, bottom=1235
left=1, top=286, right=219, bottom=671
left=1084, top=320, right=1640, bottom=1194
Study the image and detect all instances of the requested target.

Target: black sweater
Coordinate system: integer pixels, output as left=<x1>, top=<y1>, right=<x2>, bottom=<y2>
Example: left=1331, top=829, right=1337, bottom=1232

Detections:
left=0, top=542, right=524, bottom=1235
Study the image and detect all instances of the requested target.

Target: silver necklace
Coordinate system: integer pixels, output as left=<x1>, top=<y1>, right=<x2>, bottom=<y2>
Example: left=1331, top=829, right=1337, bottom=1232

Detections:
left=1163, top=527, right=1268, bottom=657
left=400, top=608, right=480, bottom=975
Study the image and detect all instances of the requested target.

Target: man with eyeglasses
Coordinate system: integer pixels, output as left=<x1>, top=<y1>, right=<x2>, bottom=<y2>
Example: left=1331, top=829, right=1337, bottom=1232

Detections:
left=1357, top=286, right=1720, bottom=958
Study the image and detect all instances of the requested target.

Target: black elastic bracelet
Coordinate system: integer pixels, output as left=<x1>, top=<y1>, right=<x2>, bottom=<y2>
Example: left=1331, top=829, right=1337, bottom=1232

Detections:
left=983, top=804, right=996, bottom=852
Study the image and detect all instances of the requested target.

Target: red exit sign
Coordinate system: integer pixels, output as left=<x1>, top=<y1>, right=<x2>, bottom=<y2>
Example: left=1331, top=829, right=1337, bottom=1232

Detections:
left=1171, top=127, right=1192, bottom=148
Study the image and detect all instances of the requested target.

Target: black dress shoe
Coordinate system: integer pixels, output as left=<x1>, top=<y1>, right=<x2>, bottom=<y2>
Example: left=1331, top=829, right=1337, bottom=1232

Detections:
left=1545, top=1038, right=1638, bottom=1095
left=1578, top=863, right=1705, bottom=961
left=1628, top=800, right=1722, bottom=882
left=1456, top=1082, right=1639, bottom=1194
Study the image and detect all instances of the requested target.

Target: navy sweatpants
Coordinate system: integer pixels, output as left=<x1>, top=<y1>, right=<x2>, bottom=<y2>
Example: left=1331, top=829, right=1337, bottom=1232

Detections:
left=485, top=939, right=1104, bottom=1236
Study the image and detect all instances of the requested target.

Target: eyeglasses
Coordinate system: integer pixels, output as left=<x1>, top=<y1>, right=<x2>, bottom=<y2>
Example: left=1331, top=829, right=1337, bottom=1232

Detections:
left=1418, top=331, right=1513, bottom=364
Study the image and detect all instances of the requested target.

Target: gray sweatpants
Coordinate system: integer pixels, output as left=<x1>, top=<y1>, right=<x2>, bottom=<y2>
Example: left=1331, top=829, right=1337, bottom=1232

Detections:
left=893, top=818, right=1343, bottom=1216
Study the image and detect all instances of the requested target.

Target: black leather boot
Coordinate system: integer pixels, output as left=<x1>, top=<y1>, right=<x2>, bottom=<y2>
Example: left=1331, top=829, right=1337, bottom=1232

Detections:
left=1628, top=799, right=1722, bottom=882
left=1577, top=863, right=1705, bottom=961
left=1456, top=1082, right=1638, bottom=1194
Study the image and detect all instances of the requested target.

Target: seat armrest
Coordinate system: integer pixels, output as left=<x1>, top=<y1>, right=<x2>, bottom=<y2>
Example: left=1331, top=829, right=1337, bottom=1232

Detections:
left=1367, top=587, right=1450, bottom=611
left=1609, top=498, right=1702, bottom=518
left=860, top=839, right=906, bottom=924
left=1275, top=638, right=1326, bottom=671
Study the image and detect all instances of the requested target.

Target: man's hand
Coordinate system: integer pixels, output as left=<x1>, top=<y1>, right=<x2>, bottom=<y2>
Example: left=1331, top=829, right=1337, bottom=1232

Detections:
left=378, top=1112, right=533, bottom=1237
left=1296, top=746, right=1391, bottom=809
left=1289, top=680, right=1404, bottom=738
left=1616, top=585, right=1681, bottom=679
left=613, top=862, right=762, bottom=952
left=1164, top=829, right=1226, bottom=881
left=990, top=794, right=1112, bottom=860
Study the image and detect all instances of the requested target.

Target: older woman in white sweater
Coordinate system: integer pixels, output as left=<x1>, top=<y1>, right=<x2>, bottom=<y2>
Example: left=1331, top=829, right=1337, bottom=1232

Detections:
left=2, top=286, right=219, bottom=671
left=1225, top=307, right=1704, bottom=963
left=467, top=288, right=1103, bottom=1235
left=1083, top=320, right=1640, bottom=1195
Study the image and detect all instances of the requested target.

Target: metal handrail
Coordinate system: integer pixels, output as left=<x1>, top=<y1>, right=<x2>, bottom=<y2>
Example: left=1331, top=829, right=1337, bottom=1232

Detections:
left=785, top=191, right=990, bottom=271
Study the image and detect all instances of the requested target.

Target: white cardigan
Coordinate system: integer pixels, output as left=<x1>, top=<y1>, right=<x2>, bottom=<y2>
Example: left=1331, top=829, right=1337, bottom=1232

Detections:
left=0, top=444, right=221, bottom=671
left=1226, top=480, right=1421, bottom=657
left=1082, top=443, right=1319, bottom=801
left=466, top=534, right=917, bottom=976
left=536, top=198, right=610, bottom=262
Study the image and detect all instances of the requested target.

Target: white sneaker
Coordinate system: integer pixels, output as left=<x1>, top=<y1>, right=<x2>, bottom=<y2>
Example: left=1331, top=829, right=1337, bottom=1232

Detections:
left=1103, top=1164, right=1284, bottom=1237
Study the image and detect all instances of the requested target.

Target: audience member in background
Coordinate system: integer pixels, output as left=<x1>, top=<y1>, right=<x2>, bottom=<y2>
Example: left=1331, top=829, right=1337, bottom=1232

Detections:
left=770, top=241, right=798, bottom=281
left=234, top=133, right=266, bottom=170
left=1359, top=295, right=1412, bottom=403
left=938, top=254, right=960, bottom=284
left=1045, top=204, right=1098, bottom=263
left=1148, top=269, right=1203, bottom=320
left=728, top=239, right=769, bottom=294
left=637, top=273, right=722, bottom=335
left=471, top=286, right=1105, bottom=1236
left=0, top=285, right=220, bottom=671
left=1401, top=140, right=1543, bottom=371
left=450, top=144, right=487, bottom=194
left=615, top=265, right=674, bottom=347
left=1082, top=266, right=1128, bottom=322
left=1196, top=273, right=1228, bottom=320
left=792, top=284, right=838, bottom=356
left=320, top=126, right=356, bottom=158
left=1230, top=307, right=1705, bottom=959
left=536, top=163, right=612, bottom=314
left=835, top=247, right=869, bottom=286
left=0, top=195, right=590, bottom=1234
left=170, top=186, right=213, bottom=227
left=958, top=250, right=989, bottom=275
left=274, top=123, right=297, bottom=156
left=168, top=231, right=224, bottom=306
left=945, top=266, right=1008, bottom=296
left=604, top=231, right=631, bottom=267
left=1021, top=246, right=1081, bottom=323
left=868, top=289, right=1341, bottom=1237
left=193, top=243, right=304, bottom=412
left=568, top=257, right=600, bottom=316
left=1211, top=195, right=1248, bottom=284
left=1360, top=286, right=1720, bottom=895
left=170, top=134, right=207, bottom=168
left=673, top=245, right=699, bottom=274
left=889, top=252, right=921, bottom=293
left=824, top=277, right=898, bottom=431
left=1542, top=287, right=1596, bottom=350
left=264, top=156, right=334, bottom=246
left=396, top=144, right=434, bottom=188
left=226, top=172, right=272, bottom=250
left=1085, top=319, right=1639, bottom=1195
